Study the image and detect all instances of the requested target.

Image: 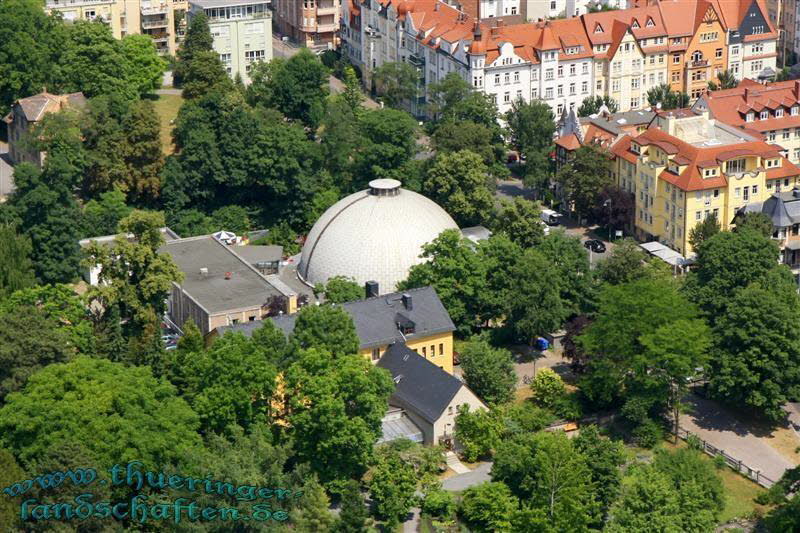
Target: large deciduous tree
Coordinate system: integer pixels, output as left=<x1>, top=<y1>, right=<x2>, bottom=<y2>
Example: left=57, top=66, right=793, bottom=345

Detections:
left=459, top=482, right=519, bottom=532
left=556, top=144, right=613, bottom=220
left=688, top=213, right=721, bottom=251
left=399, top=229, right=488, bottom=335
left=504, top=98, right=555, bottom=158
left=0, top=223, right=35, bottom=299
left=0, top=306, right=75, bottom=403
left=685, top=228, right=783, bottom=319
left=184, top=333, right=278, bottom=433
left=248, top=50, right=329, bottom=128
left=0, top=356, right=202, bottom=467
left=284, top=348, right=394, bottom=484
left=508, top=249, right=567, bottom=345
left=423, top=150, right=495, bottom=227
left=492, top=197, right=545, bottom=249
left=459, top=336, right=517, bottom=405
left=373, top=61, right=418, bottom=108
left=84, top=210, right=183, bottom=363
left=369, top=453, right=417, bottom=530
left=289, top=304, right=360, bottom=358
left=491, top=431, right=597, bottom=530
left=709, top=274, right=800, bottom=421
left=578, top=277, right=708, bottom=415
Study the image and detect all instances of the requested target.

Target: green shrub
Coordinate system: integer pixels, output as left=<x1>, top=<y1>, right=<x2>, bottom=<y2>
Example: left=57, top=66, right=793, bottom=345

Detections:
left=631, top=420, right=663, bottom=448
left=421, top=488, right=456, bottom=519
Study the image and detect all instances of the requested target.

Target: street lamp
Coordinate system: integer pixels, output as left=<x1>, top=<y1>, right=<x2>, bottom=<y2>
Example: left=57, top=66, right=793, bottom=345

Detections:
left=603, top=198, right=612, bottom=241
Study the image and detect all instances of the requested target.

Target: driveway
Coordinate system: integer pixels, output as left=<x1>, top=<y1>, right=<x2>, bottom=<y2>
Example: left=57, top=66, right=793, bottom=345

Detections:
left=681, top=394, right=796, bottom=483
left=441, top=462, right=492, bottom=492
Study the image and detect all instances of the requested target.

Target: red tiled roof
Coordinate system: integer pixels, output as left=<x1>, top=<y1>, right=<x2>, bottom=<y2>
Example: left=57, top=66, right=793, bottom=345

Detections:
left=628, top=126, right=797, bottom=191
left=701, top=78, right=800, bottom=131
left=556, top=133, right=582, bottom=150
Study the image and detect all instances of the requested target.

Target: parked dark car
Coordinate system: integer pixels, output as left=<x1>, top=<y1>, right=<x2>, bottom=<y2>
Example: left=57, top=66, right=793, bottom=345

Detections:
left=583, top=239, right=606, bottom=253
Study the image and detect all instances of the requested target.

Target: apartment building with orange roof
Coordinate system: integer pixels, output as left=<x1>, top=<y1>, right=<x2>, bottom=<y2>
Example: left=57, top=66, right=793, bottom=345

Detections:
left=694, top=78, right=800, bottom=163
left=342, top=0, right=780, bottom=118
left=610, top=108, right=800, bottom=255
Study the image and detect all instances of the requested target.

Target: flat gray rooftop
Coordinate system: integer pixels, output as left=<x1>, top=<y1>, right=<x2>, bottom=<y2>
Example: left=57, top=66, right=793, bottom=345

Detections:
left=160, top=236, right=285, bottom=314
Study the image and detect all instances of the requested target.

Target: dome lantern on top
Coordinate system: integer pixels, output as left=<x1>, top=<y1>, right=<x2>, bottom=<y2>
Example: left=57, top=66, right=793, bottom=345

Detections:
left=298, top=181, right=458, bottom=294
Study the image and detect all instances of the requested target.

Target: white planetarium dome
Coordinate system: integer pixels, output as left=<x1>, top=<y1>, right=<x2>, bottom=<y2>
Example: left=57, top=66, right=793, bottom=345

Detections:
left=298, top=179, right=458, bottom=294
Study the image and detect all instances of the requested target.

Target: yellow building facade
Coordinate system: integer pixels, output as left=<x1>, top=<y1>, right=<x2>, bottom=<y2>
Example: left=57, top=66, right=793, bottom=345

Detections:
left=362, top=330, right=454, bottom=376
left=45, top=0, right=187, bottom=56
left=613, top=110, right=800, bottom=255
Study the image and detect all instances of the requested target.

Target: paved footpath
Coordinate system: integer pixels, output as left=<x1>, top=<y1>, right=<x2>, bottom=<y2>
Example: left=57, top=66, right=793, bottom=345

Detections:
left=681, top=394, right=795, bottom=483
left=441, top=462, right=492, bottom=492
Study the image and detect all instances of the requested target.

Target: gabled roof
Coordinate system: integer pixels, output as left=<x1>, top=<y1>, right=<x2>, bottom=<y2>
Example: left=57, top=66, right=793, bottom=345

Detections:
left=699, top=78, right=800, bottom=133
left=8, top=92, right=86, bottom=123
left=377, top=343, right=465, bottom=423
left=218, top=286, right=455, bottom=350
left=631, top=125, right=799, bottom=191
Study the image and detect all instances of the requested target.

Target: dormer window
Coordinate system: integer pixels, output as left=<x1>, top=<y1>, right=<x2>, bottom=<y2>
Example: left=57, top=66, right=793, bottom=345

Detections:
left=632, top=19, right=640, bottom=29
left=746, top=112, right=755, bottom=122
left=760, top=110, right=769, bottom=120
left=766, top=158, right=780, bottom=168
left=631, top=143, right=641, bottom=155
left=777, top=108, right=784, bottom=117
left=704, top=168, right=718, bottom=177
left=668, top=163, right=679, bottom=174
left=646, top=17, right=655, bottom=28
left=395, top=313, right=415, bottom=335
left=595, top=23, right=604, bottom=33
left=792, top=106, right=799, bottom=116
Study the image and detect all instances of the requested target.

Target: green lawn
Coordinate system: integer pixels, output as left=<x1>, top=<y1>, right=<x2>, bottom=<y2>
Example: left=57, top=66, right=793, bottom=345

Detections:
left=150, top=93, right=183, bottom=155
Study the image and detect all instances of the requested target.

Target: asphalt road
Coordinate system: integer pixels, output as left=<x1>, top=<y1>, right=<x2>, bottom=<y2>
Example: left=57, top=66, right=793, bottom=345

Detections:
left=441, top=462, right=493, bottom=492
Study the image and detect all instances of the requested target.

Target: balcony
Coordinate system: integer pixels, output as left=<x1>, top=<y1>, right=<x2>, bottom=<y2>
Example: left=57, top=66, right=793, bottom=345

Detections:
left=46, top=0, right=113, bottom=7
left=317, top=1, right=338, bottom=15
left=141, top=3, right=169, bottom=15
left=317, top=22, right=338, bottom=33
left=148, top=32, right=170, bottom=43
left=141, top=18, right=169, bottom=29
left=689, top=59, right=709, bottom=68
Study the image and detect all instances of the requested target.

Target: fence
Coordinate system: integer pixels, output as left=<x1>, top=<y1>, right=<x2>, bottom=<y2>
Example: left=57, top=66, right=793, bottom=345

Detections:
left=675, top=426, right=777, bottom=488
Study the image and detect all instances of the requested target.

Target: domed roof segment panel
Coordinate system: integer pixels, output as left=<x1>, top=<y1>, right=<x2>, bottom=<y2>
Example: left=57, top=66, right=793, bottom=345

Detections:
left=299, top=181, right=458, bottom=294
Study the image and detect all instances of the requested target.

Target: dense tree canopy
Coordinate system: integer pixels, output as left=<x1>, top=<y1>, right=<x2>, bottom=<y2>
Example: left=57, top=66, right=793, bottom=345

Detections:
left=399, top=229, right=488, bottom=334
left=577, top=95, right=618, bottom=117
left=423, top=150, right=495, bottom=227
left=492, top=197, right=545, bottom=249
left=459, top=336, right=517, bottom=405
left=0, top=356, right=202, bottom=467
left=248, top=50, right=329, bottom=128
left=284, top=348, right=394, bottom=484
left=184, top=333, right=279, bottom=434
left=0, top=223, right=35, bottom=299
left=373, top=61, right=418, bottom=108
left=709, top=274, right=800, bottom=421
left=556, top=144, right=614, bottom=220
left=290, top=304, right=360, bottom=358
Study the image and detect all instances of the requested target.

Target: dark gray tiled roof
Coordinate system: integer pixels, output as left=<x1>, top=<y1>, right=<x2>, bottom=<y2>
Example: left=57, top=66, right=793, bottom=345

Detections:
left=215, top=286, right=455, bottom=350
left=743, top=188, right=800, bottom=228
left=377, top=343, right=463, bottom=424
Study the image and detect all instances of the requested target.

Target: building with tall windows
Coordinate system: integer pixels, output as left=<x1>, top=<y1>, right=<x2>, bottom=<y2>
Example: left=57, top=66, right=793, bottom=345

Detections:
left=188, top=0, right=272, bottom=84
left=342, top=0, right=779, bottom=117
left=610, top=108, right=800, bottom=255
left=45, top=0, right=188, bottom=56
left=273, top=0, right=340, bottom=49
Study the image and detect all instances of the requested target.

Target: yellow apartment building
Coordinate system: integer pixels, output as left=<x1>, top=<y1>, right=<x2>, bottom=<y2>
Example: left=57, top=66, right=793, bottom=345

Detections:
left=612, top=109, right=800, bottom=255
left=45, top=0, right=188, bottom=56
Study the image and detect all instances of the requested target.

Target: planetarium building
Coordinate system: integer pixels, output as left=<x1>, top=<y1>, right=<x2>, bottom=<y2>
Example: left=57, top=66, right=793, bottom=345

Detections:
left=298, top=179, right=458, bottom=294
